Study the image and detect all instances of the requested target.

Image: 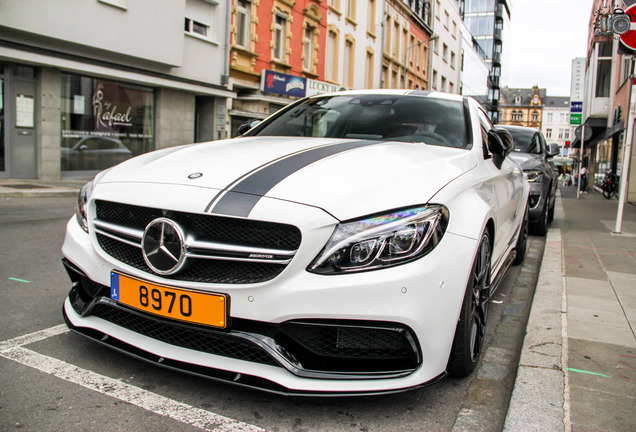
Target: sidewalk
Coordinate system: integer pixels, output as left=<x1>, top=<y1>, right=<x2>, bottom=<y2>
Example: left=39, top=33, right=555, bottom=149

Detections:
left=0, top=179, right=85, bottom=198
left=505, top=186, right=636, bottom=432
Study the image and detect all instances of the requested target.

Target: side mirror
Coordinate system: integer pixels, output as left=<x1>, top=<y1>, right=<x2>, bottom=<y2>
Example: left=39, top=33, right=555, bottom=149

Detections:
left=547, top=143, right=560, bottom=157
left=487, top=128, right=513, bottom=169
left=236, top=119, right=261, bottom=137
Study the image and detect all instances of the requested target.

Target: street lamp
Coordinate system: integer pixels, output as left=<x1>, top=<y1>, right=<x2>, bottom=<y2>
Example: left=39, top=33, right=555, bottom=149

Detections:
left=403, top=34, right=438, bottom=89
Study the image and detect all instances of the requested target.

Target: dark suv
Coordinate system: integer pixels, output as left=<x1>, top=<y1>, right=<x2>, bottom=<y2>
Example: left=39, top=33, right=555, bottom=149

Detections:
left=501, top=125, right=559, bottom=236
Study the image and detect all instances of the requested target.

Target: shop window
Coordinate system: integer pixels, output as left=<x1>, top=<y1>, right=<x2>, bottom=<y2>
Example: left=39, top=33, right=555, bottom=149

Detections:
left=60, top=74, right=153, bottom=172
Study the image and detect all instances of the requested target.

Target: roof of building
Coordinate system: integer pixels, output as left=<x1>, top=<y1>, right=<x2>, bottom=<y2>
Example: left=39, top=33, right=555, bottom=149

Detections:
left=543, top=96, right=571, bottom=108
left=500, top=86, right=547, bottom=106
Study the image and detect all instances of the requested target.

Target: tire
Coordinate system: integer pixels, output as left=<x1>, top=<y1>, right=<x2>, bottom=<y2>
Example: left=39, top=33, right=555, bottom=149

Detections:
left=447, top=231, right=492, bottom=377
left=547, top=191, right=555, bottom=223
left=513, top=206, right=528, bottom=266
left=532, top=200, right=549, bottom=236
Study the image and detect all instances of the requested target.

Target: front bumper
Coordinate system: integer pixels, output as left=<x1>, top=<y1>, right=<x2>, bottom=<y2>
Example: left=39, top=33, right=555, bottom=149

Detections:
left=62, top=207, right=477, bottom=395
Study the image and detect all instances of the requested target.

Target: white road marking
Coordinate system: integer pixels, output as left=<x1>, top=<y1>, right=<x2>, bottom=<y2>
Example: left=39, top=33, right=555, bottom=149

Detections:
left=0, top=326, right=266, bottom=432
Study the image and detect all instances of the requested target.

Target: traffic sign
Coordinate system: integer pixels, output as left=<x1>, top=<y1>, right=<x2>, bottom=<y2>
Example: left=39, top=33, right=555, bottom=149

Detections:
left=575, top=124, right=592, bottom=141
left=619, top=4, right=636, bottom=50
left=570, top=113, right=582, bottom=125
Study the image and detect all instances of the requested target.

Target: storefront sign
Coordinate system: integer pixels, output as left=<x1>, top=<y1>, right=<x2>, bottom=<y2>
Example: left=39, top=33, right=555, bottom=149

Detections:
left=570, top=101, right=583, bottom=113
left=570, top=113, right=582, bottom=125
left=262, top=70, right=307, bottom=98
left=262, top=70, right=347, bottom=98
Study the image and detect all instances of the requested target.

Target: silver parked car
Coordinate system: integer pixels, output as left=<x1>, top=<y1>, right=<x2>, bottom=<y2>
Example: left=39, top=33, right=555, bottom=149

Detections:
left=501, top=125, right=559, bottom=236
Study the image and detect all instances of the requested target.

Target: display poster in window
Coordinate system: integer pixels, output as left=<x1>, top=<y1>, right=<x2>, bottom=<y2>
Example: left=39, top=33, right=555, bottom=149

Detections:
left=16, top=94, right=34, bottom=128
left=60, top=74, right=154, bottom=171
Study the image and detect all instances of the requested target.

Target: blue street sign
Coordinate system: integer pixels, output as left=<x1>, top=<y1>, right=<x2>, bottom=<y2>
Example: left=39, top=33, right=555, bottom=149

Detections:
left=570, top=101, right=583, bottom=113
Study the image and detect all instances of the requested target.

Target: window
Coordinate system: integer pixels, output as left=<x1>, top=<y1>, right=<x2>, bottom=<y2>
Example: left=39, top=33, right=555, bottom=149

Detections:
left=546, top=128, right=552, bottom=138
left=402, top=29, right=408, bottom=62
left=441, top=76, right=447, bottom=92
left=344, top=39, right=354, bottom=87
left=393, top=22, right=400, bottom=57
left=514, top=96, right=521, bottom=104
left=558, top=128, right=565, bottom=139
left=185, top=18, right=209, bottom=37
left=273, top=13, right=287, bottom=62
left=236, top=0, right=251, bottom=48
left=367, top=0, right=376, bottom=34
left=559, top=112, right=569, bottom=123
left=547, top=112, right=553, bottom=123
left=564, top=129, right=570, bottom=140
left=365, top=50, right=374, bottom=88
left=443, top=43, right=448, bottom=62
left=61, top=74, right=153, bottom=171
left=303, top=26, right=314, bottom=70
left=432, top=70, right=438, bottom=89
left=532, top=111, right=539, bottom=122
left=346, top=0, right=356, bottom=19
left=450, top=51, right=456, bottom=69
left=596, top=58, right=611, bottom=97
left=444, top=10, right=450, bottom=29
left=326, top=30, right=338, bottom=82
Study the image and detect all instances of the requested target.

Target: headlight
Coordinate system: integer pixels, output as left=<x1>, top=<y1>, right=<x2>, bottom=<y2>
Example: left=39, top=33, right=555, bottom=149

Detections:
left=308, top=205, right=449, bottom=274
left=523, top=170, right=543, bottom=183
left=76, top=179, right=95, bottom=233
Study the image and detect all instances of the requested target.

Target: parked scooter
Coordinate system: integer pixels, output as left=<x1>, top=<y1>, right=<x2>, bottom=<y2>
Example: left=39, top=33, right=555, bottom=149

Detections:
left=602, top=171, right=619, bottom=199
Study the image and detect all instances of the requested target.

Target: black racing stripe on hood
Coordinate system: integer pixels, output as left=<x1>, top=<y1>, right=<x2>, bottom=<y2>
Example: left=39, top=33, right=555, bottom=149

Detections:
left=208, top=140, right=382, bottom=217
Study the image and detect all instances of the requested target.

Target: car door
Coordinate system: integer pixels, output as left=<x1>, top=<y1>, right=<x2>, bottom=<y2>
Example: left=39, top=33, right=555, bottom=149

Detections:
left=478, top=111, right=525, bottom=271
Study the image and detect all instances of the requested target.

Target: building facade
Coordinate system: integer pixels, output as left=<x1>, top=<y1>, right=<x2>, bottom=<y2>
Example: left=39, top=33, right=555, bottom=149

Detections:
left=462, top=0, right=511, bottom=123
left=429, top=0, right=462, bottom=93
left=0, top=0, right=235, bottom=180
left=499, top=86, right=545, bottom=129
left=542, top=96, right=573, bottom=151
left=577, top=0, right=636, bottom=199
left=381, top=0, right=434, bottom=90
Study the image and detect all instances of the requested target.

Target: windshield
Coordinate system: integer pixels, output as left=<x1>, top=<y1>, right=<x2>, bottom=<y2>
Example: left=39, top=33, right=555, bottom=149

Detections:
left=506, top=128, right=542, bottom=154
left=249, top=94, right=469, bottom=149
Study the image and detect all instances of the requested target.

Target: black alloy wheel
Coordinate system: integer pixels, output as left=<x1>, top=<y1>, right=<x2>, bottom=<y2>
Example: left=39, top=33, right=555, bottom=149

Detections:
left=447, top=232, right=492, bottom=376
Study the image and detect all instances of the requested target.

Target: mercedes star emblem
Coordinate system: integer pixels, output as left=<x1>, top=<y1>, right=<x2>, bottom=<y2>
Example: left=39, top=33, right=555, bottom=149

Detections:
left=141, top=218, right=187, bottom=275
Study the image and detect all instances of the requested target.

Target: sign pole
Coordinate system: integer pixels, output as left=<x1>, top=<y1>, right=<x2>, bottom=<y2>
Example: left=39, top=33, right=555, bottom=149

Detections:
left=577, top=124, right=585, bottom=200
left=615, top=58, right=635, bottom=233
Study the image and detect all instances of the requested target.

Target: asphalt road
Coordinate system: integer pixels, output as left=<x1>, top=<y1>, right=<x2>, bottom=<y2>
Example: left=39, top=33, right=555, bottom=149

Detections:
left=0, top=196, right=546, bottom=431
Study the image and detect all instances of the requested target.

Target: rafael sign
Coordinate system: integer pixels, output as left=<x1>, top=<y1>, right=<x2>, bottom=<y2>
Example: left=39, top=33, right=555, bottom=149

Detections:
left=619, top=4, right=636, bottom=50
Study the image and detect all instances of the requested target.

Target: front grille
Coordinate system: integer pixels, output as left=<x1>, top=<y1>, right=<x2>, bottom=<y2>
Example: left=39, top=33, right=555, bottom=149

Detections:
left=97, top=234, right=286, bottom=284
left=94, top=200, right=301, bottom=284
left=91, top=303, right=280, bottom=367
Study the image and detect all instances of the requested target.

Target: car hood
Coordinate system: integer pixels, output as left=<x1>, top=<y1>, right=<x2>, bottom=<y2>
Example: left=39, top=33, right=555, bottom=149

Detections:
left=509, top=152, right=545, bottom=171
left=100, top=136, right=477, bottom=221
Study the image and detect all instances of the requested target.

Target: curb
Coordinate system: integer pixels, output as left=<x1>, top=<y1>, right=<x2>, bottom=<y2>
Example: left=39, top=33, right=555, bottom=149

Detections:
left=503, top=193, right=567, bottom=431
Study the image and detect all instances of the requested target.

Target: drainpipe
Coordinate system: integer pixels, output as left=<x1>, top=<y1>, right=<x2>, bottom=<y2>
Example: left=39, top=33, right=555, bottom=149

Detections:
left=222, top=1, right=231, bottom=86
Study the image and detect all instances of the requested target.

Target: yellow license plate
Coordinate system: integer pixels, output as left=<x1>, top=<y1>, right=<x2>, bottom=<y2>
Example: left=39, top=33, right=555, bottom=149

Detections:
left=110, top=272, right=227, bottom=328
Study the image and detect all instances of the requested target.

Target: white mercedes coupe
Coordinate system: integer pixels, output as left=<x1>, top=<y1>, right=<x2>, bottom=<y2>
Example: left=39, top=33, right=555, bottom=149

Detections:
left=62, top=90, right=529, bottom=396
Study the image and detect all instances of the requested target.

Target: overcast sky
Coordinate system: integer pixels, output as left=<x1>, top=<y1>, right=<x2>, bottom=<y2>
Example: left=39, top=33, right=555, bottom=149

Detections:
left=507, top=0, right=593, bottom=96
